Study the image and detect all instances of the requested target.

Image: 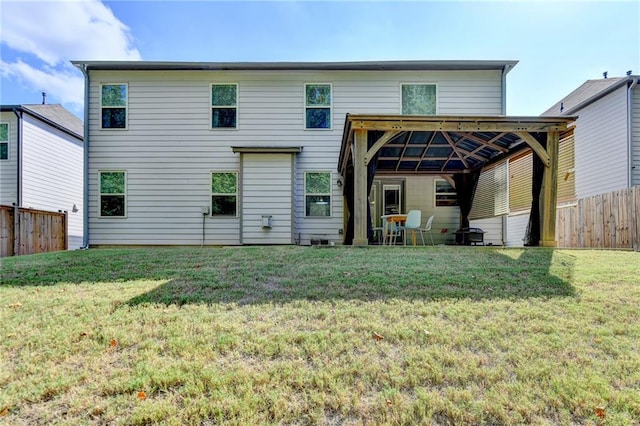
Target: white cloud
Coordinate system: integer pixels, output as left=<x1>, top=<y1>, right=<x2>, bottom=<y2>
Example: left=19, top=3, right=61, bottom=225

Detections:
left=1, top=0, right=141, bottom=65
left=0, top=0, right=140, bottom=110
left=1, top=59, right=84, bottom=107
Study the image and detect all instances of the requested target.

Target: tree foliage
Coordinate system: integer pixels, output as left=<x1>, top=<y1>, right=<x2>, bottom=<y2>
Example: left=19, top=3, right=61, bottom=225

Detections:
left=306, top=172, right=331, bottom=194
left=100, top=172, right=125, bottom=194
left=212, top=172, right=237, bottom=194
left=102, top=85, right=127, bottom=107
left=402, top=84, right=436, bottom=115
left=0, top=123, right=8, bottom=141
left=212, top=85, right=237, bottom=106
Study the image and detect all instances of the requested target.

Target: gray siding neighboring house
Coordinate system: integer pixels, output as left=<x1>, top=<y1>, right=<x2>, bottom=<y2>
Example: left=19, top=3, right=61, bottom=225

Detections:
left=542, top=75, right=640, bottom=196
left=472, top=75, right=640, bottom=247
left=0, top=104, right=84, bottom=249
left=73, top=60, right=514, bottom=247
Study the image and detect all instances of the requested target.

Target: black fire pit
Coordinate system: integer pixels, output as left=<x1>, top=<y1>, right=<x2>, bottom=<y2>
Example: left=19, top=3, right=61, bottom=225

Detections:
left=454, top=227, right=485, bottom=245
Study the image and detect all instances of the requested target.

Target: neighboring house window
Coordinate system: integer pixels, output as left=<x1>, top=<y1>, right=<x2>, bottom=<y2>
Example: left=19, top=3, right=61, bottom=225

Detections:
left=211, top=172, right=237, bottom=215
left=99, top=171, right=126, bottom=217
left=305, top=172, right=331, bottom=216
left=435, top=179, right=458, bottom=207
left=211, top=84, right=237, bottom=129
left=101, top=84, right=128, bottom=129
left=305, top=84, right=331, bottom=129
left=0, top=123, right=8, bottom=160
left=402, top=84, right=436, bottom=115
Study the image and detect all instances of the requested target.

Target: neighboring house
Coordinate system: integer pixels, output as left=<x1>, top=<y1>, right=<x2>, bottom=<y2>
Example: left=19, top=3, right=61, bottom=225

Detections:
left=469, top=74, right=639, bottom=247
left=0, top=104, right=84, bottom=249
left=542, top=74, right=640, bottom=196
left=73, top=60, right=521, bottom=247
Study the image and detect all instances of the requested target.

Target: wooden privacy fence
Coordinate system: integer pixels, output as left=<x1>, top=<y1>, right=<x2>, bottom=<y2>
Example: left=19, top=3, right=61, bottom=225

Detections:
left=556, top=186, right=640, bottom=250
left=0, top=205, right=68, bottom=257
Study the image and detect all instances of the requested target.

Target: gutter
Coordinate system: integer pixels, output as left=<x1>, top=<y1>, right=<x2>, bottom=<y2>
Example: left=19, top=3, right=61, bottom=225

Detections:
left=79, top=64, right=90, bottom=249
left=628, top=78, right=638, bottom=187
left=11, top=108, right=22, bottom=206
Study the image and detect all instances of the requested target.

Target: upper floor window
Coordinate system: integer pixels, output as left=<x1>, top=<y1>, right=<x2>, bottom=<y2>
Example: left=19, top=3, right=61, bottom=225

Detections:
left=305, top=171, right=331, bottom=216
left=402, top=84, right=436, bottom=115
left=435, top=179, right=458, bottom=207
left=99, top=171, right=126, bottom=217
left=305, top=84, right=331, bottom=129
left=0, top=123, right=8, bottom=160
left=101, top=84, right=128, bottom=129
left=211, top=84, right=237, bottom=129
left=211, top=172, right=238, bottom=215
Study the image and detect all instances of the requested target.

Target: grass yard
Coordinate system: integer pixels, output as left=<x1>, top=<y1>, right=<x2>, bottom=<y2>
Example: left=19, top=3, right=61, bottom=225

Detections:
left=1, top=246, right=639, bottom=425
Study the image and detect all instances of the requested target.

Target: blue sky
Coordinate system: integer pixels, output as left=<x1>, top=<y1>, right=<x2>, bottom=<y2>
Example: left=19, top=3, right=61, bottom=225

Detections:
left=1, top=0, right=638, bottom=118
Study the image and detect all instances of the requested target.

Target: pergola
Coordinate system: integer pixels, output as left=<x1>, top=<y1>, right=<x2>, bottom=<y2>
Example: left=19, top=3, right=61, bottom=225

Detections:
left=337, top=114, right=576, bottom=246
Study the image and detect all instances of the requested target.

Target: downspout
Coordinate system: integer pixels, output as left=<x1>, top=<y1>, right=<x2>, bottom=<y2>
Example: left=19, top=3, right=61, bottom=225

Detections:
left=627, top=77, right=638, bottom=188
left=501, top=65, right=509, bottom=115
left=79, top=64, right=90, bottom=249
left=11, top=107, right=22, bottom=207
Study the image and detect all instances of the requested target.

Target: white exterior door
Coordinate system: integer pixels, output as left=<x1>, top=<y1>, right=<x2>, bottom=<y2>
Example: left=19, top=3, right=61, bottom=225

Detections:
left=241, top=153, right=293, bottom=244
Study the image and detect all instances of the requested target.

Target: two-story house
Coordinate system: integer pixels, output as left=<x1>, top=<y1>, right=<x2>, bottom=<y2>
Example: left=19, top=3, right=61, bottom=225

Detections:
left=0, top=104, right=84, bottom=249
left=72, top=60, right=572, bottom=247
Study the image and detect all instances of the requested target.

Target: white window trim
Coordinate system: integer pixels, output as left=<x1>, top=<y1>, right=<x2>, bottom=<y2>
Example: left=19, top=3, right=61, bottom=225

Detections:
left=304, top=83, right=333, bottom=130
left=0, top=122, right=9, bottom=160
left=304, top=171, right=332, bottom=218
left=400, top=83, right=438, bottom=115
left=210, top=170, right=239, bottom=217
left=98, top=170, right=127, bottom=218
left=100, top=83, right=128, bottom=130
left=434, top=178, right=457, bottom=207
left=210, top=83, right=239, bottom=130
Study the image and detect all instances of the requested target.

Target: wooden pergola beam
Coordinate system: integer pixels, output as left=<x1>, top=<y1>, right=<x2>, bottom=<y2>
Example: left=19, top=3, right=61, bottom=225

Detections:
left=349, top=120, right=570, bottom=133
left=454, top=132, right=508, bottom=153
left=540, top=131, right=559, bottom=247
left=353, top=129, right=369, bottom=246
left=442, top=132, right=469, bottom=169
left=515, top=131, right=551, bottom=167
left=364, top=131, right=400, bottom=165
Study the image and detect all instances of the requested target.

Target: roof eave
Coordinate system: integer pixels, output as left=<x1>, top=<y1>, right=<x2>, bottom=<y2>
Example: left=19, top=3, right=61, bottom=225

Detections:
left=71, top=59, right=519, bottom=73
left=1, top=105, right=84, bottom=141
left=558, top=76, right=639, bottom=116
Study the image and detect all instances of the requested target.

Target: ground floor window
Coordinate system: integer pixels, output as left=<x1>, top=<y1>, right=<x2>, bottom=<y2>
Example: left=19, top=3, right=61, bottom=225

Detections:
left=435, top=179, right=458, bottom=207
left=99, top=171, right=126, bottom=217
left=305, top=171, right=331, bottom=216
left=211, top=171, right=238, bottom=215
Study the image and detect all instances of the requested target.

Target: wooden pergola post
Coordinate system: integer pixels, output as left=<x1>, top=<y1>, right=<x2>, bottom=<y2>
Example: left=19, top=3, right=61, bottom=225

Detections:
left=540, top=131, right=559, bottom=247
left=353, top=129, right=369, bottom=246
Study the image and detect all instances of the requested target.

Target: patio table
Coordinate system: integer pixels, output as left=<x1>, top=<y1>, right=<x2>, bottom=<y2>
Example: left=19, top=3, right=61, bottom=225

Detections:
left=381, top=214, right=407, bottom=245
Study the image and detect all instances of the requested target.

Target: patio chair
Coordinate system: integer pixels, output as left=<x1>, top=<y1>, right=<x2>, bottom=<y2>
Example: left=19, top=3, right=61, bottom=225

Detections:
left=400, top=210, right=423, bottom=246
left=418, top=214, right=435, bottom=245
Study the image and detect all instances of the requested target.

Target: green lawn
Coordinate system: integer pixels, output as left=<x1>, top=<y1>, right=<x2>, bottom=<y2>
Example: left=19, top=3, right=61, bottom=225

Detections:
left=1, top=246, right=639, bottom=425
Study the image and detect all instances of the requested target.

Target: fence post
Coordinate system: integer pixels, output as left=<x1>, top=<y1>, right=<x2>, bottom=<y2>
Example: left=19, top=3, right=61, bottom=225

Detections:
left=63, top=210, right=68, bottom=250
left=13, top=204, right=20, bottom=256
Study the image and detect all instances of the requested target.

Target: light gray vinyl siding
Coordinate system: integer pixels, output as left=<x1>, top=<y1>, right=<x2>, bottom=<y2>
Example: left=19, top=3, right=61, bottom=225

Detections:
left=21, top=116, right=84, bottom=249
left=469, top=216, right=504, bottom=246
left=632, top=84, right=640, bottom=186
left=574, top=85, right=629, bottom=198
left=87, top=69, right=503, bottom=245
left=0, top=112, right=18, bottom=205
left=241, top=153, right=293, bottom=244
left=505, top=213, right=529, bottom=247
left=404, top=175, right=459, bottom=245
